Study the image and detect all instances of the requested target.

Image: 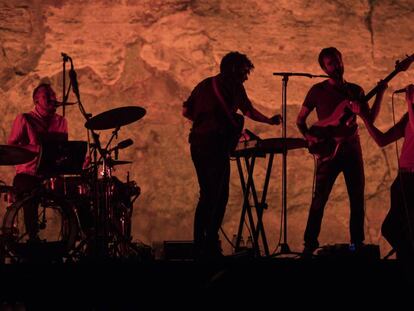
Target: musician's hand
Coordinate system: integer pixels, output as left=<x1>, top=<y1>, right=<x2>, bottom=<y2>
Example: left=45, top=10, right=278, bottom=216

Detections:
left=304, top=133, right=318, bottom=145
left=349, top=100, right=369, bottom=119
left=268, top=114, right=282, bottom=125
left=406, top=84, right=414, bottom=106
left=377, top=79, right=388, bottom=95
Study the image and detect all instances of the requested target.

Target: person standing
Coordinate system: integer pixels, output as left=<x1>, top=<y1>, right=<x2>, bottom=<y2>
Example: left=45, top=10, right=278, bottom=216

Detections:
left=183, top=51, right=281, bottom=259
left=296, top=47, right=386, bottom=256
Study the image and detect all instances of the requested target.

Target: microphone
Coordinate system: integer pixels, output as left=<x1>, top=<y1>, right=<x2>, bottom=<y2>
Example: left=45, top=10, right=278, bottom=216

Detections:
left=61, top=52, right=71, bottom=62
left=69, top=68, right=80, bottom=98
left=394, top=87, right=406, bottom=94
left=53, top=100, right=77, bottom=107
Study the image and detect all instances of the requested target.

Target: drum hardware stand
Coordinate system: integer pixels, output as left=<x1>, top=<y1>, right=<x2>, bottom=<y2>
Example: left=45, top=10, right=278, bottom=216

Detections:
left=64, top=54, right=143, bottom=260
left=61, top=53, right=73, bottom=117
left=272, top=72, right=328, bottom=256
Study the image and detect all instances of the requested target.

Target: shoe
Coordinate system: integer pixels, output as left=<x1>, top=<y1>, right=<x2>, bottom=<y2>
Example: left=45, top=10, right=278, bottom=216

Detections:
left=301, top=244, right=318, bottom=259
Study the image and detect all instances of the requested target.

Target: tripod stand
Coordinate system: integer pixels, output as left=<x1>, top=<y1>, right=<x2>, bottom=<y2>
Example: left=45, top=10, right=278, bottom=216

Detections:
left=272, top=72, right=328, bottom=256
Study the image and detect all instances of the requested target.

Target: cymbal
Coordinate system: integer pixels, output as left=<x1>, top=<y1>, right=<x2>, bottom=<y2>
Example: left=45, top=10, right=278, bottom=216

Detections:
left=85, top=106, right=146, bottom=130
left=0, top=145, right=38, bottom=166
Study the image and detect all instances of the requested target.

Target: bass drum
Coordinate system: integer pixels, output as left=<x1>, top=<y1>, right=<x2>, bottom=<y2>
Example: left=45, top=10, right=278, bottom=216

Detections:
left=1, top=192, right=79, bottom=263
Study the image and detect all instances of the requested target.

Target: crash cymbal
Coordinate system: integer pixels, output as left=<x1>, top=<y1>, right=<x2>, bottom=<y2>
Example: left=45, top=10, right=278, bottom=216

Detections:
left=0, top=145, right=38, bottom=166
left=85, top=106, right=146, bottom=130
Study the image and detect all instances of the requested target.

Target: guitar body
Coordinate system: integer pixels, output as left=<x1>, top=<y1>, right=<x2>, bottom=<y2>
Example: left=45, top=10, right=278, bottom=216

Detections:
left=307, top=136, right=341, bottom=162
left=308, top=100, right=353, bottom=162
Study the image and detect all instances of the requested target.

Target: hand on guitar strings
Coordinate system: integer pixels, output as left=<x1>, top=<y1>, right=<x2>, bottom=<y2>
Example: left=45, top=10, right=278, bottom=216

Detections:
left=376, top=79, right=389, bottom=95
left=349, top=100, right=369, bottom=120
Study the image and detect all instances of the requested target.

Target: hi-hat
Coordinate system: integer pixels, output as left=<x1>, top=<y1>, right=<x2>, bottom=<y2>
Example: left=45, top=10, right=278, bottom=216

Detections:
left=85, top=106, right=146, bottom=130
left=93, top=159, right=133, bottom=166
left=0, top=145, right=38, bottom=166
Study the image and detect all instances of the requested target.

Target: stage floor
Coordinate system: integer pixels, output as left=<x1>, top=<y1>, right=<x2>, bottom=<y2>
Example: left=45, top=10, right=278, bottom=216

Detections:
left=0, top=256, right=412, bottom=310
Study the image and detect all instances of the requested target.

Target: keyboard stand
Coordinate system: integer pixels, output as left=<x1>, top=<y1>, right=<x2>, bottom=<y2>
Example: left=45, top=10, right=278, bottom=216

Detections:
left=233, top=151, right=274, bottom=257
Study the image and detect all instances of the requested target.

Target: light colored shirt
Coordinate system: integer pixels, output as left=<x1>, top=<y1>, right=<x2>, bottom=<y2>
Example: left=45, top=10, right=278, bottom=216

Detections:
left=8, top=108, right=68, bottom=176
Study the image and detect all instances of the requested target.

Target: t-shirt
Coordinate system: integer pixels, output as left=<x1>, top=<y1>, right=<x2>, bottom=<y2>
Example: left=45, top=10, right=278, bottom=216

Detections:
left=303, top=79, right=365, bottom=138
left=183, top=74, right=253, bottom=139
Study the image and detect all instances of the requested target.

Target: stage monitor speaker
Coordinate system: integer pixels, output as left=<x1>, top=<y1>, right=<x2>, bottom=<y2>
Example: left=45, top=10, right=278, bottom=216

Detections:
left=316, top=243, right=380, bottom=260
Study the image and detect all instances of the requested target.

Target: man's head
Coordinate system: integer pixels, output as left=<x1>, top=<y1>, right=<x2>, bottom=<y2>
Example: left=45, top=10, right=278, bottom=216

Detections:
left=32, top=84, right=57, bottom=117
left=220, top=51, right=254, bottom=83
left=318, top=47, right=344, bottom=80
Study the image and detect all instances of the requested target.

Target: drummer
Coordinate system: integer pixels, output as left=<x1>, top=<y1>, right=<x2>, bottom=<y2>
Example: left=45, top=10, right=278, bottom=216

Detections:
left=8, top=83, right=68, bottom=242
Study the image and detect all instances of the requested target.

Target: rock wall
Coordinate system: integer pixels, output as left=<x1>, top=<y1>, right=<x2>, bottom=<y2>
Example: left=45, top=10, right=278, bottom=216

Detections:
left=0, top=0, right=413, bottom=256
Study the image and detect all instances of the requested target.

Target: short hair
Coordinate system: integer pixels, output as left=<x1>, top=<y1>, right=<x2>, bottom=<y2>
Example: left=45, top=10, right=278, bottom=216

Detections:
left=318, top=47, right=342, bottom=69
left=32, top=83, right=52, bottom=101
left=220, top=51, right=254, bottom=76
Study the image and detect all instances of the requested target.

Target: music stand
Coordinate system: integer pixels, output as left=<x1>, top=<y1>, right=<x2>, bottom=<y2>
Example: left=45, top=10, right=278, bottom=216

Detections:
left=272, top=72, right=328, bottom=256
left=37, top=141, right=88, bottom=177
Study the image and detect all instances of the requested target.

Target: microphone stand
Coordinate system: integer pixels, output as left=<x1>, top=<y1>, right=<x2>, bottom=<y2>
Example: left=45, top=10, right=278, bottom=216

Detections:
left=66, top=56, right=140, bottom=260
left=272, top=72, right=328, bottom=256
left=61, top=53, right=72, bottom=117
left=65, top=55, right=111, bottom=258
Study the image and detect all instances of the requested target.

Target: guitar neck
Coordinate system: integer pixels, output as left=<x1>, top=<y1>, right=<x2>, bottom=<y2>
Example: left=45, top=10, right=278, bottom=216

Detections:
left=364, top=69, right=399, bottom=102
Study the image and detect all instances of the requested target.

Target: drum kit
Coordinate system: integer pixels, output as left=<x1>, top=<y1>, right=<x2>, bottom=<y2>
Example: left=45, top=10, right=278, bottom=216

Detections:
left=0, top=106, right=145, bottom=263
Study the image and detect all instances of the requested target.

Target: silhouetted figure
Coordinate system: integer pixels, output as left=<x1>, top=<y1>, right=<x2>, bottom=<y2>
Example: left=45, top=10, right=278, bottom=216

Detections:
left=183, top=51, right=281, bottom=259
left=354, top=83, right=414, bottom=261
left=8, top=83, right=68, bottom=242
left=296, top=47, right=385, bottom=256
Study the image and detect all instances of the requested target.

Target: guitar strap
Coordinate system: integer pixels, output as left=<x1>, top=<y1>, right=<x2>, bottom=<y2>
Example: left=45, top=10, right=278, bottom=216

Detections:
left=211, top=76, right=238, bottom=128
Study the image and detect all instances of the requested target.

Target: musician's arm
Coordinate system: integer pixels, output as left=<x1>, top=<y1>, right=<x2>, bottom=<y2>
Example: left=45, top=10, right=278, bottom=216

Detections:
left=8, top=114, right=39, bottom=153
left=360, top=113, right=405, bottom=147
left=182, top=86, right=198, bottom=121
left=245, top=107, right=281, bottom=125
left=239, top=86, right=281, bottom=125
left=368, top=80, right=388, bottom=123
left=406, top=84, right=414, bottom=131
left=296, top=106, right=315, bottom=141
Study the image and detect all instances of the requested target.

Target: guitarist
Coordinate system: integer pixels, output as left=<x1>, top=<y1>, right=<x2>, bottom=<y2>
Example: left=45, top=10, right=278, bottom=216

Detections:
left=182, top=51, right=281, bottom=259
left=296, top=47, right=387, bottom=257
left=353, top=84, right=414, bottom=261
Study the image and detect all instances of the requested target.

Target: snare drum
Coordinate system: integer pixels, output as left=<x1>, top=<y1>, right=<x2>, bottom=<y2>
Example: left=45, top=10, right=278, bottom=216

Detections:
left=44, top=176, right=90, bottom=199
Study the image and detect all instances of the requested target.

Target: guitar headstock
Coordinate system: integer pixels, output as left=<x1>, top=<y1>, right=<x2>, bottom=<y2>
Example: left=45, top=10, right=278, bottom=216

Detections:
left=395, top=53, right=414, bottom=73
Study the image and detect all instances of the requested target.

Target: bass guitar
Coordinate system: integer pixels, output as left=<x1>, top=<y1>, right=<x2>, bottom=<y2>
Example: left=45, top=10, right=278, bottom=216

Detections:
left=308, top=53, right=414, bottom=162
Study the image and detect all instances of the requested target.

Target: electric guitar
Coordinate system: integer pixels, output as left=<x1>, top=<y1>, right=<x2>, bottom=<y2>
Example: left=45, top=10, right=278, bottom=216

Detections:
left=308, top=53, right=414, bottom=162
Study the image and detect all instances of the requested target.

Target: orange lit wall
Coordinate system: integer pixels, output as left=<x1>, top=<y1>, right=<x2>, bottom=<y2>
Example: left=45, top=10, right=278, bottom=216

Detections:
left=0, top=0, right=413, bottom=256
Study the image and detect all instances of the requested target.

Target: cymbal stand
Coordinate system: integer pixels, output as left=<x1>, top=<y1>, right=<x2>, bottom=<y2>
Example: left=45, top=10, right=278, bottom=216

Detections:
left=63, top=55, right=111, bottom=258
left=272, top=72, right=328, bottom=256
left=65, top=55, right=143, bottom=261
